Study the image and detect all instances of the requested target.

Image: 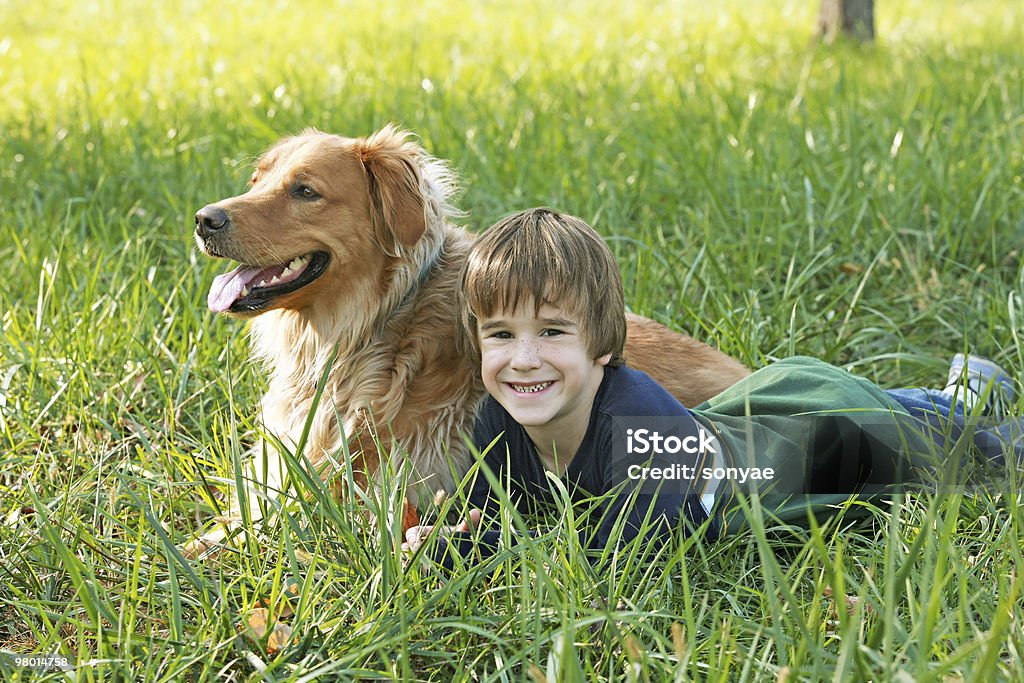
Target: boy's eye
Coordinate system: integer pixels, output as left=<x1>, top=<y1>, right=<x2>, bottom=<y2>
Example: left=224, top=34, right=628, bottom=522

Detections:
left=541, top=328, right=565, bottom=337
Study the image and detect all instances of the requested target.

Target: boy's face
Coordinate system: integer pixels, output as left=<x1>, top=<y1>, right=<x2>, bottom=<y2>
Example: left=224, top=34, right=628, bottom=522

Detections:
left=477, top=300, right=612, bottom=450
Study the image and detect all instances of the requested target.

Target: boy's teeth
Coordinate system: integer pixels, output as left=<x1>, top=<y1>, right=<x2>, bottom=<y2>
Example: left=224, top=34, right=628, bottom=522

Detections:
left=513, top=382, right=552, bottom=393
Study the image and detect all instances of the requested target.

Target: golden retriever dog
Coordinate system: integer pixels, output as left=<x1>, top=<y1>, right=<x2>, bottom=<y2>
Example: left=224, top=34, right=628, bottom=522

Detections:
left=187, top=125, right=749, bottom=556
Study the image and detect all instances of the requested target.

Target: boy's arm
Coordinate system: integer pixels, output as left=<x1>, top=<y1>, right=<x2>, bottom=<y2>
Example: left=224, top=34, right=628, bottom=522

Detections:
left=405, top=509, right=541, bottom=571
left=407, top=428, right=532, bottom=569
left=411, top=525, right=531, bottom=571
left=412, top=491, right=713, bottom=572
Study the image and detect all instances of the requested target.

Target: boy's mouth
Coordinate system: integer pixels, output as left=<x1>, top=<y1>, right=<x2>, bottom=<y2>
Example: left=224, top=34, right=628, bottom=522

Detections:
left=508, top=381, right=554, bottom=394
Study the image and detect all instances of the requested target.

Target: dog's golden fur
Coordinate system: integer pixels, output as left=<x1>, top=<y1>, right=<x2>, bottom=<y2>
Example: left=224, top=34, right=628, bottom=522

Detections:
left=188, top=125, right=749, bottom=555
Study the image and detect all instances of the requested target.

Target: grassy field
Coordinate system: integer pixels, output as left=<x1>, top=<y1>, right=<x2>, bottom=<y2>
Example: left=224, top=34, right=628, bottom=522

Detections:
left=2, top=0, right=1024, bottom=680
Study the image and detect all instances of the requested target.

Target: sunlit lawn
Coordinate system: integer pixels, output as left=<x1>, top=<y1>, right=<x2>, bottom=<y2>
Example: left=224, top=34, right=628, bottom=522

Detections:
left=2, top=1, right=1024, bottom=680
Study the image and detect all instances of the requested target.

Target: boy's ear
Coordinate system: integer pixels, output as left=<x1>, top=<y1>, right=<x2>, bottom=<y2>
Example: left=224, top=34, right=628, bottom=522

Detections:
left=596, top=353, right=613, bottom=366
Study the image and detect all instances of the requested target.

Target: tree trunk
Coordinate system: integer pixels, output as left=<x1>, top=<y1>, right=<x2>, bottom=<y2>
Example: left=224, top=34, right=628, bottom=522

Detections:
left=817, top=0, right=875, bottom=43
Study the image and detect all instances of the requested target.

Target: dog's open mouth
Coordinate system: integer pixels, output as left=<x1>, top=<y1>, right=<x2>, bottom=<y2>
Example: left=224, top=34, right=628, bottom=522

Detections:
left=207, top=251, right=330, bottom=313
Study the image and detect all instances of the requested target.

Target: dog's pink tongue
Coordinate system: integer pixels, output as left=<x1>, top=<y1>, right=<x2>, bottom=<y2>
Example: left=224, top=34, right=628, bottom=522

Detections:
left=207, top=265, right=264, bottom=313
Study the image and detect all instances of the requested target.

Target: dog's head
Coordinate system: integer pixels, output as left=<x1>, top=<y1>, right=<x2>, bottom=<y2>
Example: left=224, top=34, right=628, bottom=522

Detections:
left=195, top=125, right=454, bottom=318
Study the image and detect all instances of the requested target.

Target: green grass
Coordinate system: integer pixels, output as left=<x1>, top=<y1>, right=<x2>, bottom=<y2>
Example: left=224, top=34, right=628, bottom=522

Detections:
left=2, top=0, right=1024, bottom=679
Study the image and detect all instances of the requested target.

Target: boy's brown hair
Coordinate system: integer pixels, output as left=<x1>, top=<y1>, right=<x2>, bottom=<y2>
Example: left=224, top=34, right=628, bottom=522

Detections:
left=458, top=207, right=626, bottom=366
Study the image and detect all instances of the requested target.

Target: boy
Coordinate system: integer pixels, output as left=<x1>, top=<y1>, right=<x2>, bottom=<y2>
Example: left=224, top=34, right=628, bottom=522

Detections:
left=404, top=208, right=1020, bottom=565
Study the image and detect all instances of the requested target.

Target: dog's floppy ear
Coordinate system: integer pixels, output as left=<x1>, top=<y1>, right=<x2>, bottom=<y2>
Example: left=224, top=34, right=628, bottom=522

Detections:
left=357, top=125, right=427, bottom=254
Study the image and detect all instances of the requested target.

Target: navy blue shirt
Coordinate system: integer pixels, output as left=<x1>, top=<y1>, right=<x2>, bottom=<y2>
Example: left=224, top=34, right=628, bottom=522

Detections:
left=432, top=365, right=724, bottom=568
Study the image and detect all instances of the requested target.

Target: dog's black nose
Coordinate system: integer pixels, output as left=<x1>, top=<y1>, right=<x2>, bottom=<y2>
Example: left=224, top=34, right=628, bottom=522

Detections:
left=195, top=205, right=230, bottom=237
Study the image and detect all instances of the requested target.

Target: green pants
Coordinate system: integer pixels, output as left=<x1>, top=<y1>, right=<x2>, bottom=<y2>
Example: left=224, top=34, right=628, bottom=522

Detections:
left=692, top=357, right=935, bottom=533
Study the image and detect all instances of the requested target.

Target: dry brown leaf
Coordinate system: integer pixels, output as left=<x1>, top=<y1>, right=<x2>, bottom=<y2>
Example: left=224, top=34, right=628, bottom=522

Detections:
left=265, top=623, right=293, bottom=655
left=239, top=607, right=272, bottom=641
left=256, top=578, right=301, bottom=618
left=238, top=608, right=293, bottom=654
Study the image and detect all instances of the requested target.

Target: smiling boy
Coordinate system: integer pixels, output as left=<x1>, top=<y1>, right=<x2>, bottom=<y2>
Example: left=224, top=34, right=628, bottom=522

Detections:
left=477, top=302, right=612, bottom=476
left=403, top=208, right=723, bottom=560
left=461, top=208, right=719, bottom=489
left=404, top=208, right=1020, bottom=566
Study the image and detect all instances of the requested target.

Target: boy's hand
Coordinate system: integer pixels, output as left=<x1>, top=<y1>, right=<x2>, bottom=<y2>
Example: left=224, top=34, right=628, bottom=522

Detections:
left=402, top=509, right=482, bottom=553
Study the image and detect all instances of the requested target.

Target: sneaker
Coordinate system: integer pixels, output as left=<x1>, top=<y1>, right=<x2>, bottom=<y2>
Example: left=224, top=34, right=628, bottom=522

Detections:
left=941, top=353, right=1016, bottom=417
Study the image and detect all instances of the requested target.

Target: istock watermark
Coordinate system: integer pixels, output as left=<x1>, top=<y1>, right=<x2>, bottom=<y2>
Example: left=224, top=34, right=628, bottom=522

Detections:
left=626, top=462, right=775, bottom=485
left=610, top=412, right=1024, bottom=497
left=625, top=427, right=718, bottom=455
left=620, top=422, right=775, bottom=490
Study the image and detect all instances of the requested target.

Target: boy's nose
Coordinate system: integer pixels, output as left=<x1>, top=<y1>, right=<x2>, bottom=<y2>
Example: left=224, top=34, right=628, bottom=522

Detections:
left=510, top=339, right=541, bottom=369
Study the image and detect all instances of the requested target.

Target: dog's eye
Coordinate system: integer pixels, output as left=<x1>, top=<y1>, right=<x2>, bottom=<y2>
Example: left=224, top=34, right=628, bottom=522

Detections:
left=292, top=184, right=320, bottom=200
